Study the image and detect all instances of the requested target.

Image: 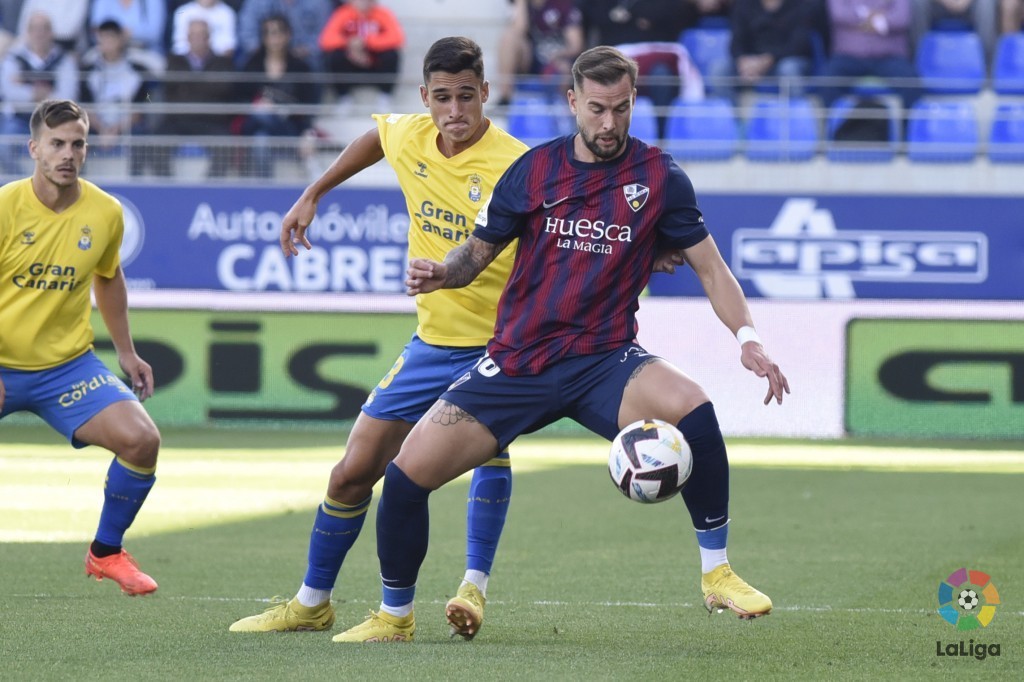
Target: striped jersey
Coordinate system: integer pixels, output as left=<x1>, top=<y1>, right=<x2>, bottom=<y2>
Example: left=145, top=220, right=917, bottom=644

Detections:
left=474, top=135, right=708, bottom=375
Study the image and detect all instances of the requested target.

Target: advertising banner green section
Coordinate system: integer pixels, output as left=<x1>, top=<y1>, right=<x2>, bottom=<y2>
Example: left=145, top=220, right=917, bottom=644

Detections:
left=846, top=318, right=1024, bottom=439
left=90, top=309, right=417, bottom=427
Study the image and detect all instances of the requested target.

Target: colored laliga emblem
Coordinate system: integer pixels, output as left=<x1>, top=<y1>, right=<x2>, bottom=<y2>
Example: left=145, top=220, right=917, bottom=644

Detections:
left=623, top=183, right=649, bottom=212
left=937, top=568, right=999, bottom=630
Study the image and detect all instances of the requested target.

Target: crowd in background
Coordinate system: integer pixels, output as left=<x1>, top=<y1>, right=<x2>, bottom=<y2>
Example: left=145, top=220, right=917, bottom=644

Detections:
left=1, top=0, right=1022, bottom=178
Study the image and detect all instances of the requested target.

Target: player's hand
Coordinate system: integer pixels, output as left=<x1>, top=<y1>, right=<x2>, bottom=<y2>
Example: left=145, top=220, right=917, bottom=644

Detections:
left=406, top=258, right=447, bottom=295
left=0, top=374, right=6, bottom=413
left=120, top=353, right=155, bottom=401
left=280, top=195, right=317, bottom=256
left=740, top=342, right=790, bottom=405
left=652, top=248, right=686, bottom=274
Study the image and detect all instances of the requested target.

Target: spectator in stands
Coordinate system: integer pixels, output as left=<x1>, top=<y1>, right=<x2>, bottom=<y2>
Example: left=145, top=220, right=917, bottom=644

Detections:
left=0, top=11, right=77, bottom=175
left=79, top=19, right=157, bottom=175
left=818, top=0, right=919, bottom=111
left=0, top=7, right=13, bottom=62
left=496, top=0, right=583, bottom=106
left=713, top=0, right=822, bottom=100
left=160, top=18, right=236, bottom=177
left=913, top=0, right=997, bottom=57
left=688, top=0, right=733, bottom=26
left=999, top=0, right=1022, bottom=34
left=319, top=0, right=404, bottom=109
left=236, top=13, right=318, bottom=177
left=171, top=0, right=238, bottom=57
left=90, top=0, right=168, bottom=56
left=237, top=0, right=332, bottom=70
left=574, top=0, right=704, bottom=137
left=15, top=0, right=89, bottom=53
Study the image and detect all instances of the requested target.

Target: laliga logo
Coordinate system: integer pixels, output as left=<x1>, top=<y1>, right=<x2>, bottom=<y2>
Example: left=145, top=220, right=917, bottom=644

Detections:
left=113, top=193, right=145, bottom=268
left=935, top=568, right=1001, bottom=661
left=731, top=199, right=987, bottom=299
left=937, top=568, right=999, bottom=630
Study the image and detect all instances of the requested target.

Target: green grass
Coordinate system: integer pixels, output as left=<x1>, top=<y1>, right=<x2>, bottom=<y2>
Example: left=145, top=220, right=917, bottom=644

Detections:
left=1, top=424, right=1021, bottom=680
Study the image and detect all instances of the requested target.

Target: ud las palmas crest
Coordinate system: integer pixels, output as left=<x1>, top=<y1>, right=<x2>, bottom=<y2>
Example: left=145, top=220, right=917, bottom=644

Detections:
left=623, top=184, right=649, bottom=212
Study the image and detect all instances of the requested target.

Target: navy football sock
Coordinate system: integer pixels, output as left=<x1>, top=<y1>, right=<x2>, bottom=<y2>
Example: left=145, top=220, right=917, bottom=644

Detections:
left=677, top=402, right=729, bottom=531
left=94, top=457, right=155, bottom=548
left=377, top=462, right=431, bottom=608
left=465, top=452, right=512, bottom=574
left=303, top=494, right=372, bottom=590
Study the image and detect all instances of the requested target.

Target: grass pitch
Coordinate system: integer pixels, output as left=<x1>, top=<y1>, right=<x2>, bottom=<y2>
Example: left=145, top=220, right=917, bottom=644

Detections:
left=1, top=424, right=1021, bottom=680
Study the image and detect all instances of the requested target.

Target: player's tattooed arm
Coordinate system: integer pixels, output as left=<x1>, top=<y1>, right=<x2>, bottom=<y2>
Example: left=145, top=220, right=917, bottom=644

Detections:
left=406, top=236, right=510, bottom=295
left=430, top=400, right=480, bottom=426
left=442, top=236, right=509, bottom=288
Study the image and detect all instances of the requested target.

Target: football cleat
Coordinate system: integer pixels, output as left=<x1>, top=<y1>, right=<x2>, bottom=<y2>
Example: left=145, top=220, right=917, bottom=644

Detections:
left=701, top=564, right=772, bottom=619
left=229, top=597, right=335, bottom=632
left=446, top=582, right=486, bottom=640
left=332, top=610, right=415, bottom=643
left=84, top=548, right=158, bottom=596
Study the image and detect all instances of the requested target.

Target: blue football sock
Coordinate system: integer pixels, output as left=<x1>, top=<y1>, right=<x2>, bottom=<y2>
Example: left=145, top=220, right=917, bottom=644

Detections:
left=94, top=457, right=156, bottom=548
left=676, top=402, right=729, bottom=531
left=465, top=452, right=512, bottom=574
left=303, top=494, right=372, bottom=590
left=377, top=462, right=431, bottom=608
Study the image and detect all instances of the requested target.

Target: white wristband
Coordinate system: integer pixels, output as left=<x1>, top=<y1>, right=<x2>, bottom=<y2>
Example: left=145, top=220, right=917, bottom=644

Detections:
left=736, top=325, right=762, bottom=347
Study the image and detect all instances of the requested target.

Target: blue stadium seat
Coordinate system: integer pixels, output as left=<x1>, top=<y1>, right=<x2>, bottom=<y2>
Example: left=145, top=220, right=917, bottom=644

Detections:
left=744, top=97, right=819, bottom=162
left=505, top=94, right=560, bottom=146
left=988, top=101, right=1024, bottom=163
left=630, top=96, right=659, bottom=145
left=662, top=97, right=738, bottom=161
left=993, top=33, right=1024, bottom=95
left=826, top=95, right=900, bottom=162
left=915, top=30, right=986, bottom=94
left=906, top=99, right=979, bottom=162
left=680, top=27, right=731, bottom=79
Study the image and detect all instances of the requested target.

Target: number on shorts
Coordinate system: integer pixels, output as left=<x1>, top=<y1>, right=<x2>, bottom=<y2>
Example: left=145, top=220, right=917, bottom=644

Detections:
left=474, top=355, right=501, bottom=377
left=377, top=354, right=405, bottom=389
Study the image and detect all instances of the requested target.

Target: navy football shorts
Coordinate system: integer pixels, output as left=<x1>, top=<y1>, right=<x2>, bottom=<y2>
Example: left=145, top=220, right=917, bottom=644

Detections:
left=362, top=333, right=488, bottom=423
left=0, top=350, right=139, bottom=448
left=440, top=343, right=660, bottom=451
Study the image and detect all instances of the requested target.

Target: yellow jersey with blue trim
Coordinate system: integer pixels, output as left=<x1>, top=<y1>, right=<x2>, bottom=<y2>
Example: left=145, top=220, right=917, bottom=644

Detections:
left=0, top=178, right=124, bottom=370
left=374, top=113, right=527, bottom=346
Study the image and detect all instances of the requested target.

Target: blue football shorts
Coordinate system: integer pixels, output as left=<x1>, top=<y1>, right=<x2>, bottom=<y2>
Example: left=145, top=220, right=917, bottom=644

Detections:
left=0, top=350, right=139, bottom=448
left=441, top=342, right=660, bottom=451
left=362, top=334, right=488, bottom=423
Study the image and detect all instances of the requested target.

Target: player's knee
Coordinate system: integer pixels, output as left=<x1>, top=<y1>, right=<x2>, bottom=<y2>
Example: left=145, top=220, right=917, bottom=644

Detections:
left=118, top=422, right=160, bottom=468
left=327, top=451, right=385, bottom=503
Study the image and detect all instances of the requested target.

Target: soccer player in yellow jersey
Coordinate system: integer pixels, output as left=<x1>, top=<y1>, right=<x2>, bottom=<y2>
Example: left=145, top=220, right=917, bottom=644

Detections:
left=229, top=37, right=527, bottom=640
left=0, top=100, right=160, bottom=595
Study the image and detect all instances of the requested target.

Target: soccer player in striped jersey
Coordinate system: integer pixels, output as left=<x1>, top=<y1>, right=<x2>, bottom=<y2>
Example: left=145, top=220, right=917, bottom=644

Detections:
left=334, top=45, right=790, bottom=642
left=229, top=37, right=528, bottom=639
left=0, top=100, right=160, bottom=595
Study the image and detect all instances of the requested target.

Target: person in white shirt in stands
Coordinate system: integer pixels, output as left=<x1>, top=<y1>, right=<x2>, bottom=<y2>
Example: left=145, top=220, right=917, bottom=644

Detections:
left=171, top=0, right=238, bottom=57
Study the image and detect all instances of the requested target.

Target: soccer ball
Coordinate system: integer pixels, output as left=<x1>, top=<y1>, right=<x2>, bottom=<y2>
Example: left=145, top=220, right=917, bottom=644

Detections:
left=958, top=589, right=979, bottom=610
left=608, top=419, right=692, bottom=503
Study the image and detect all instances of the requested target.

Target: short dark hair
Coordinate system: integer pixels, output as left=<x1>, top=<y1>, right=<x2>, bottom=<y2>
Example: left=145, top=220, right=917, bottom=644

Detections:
left=30, top=99, right=89, bottom=140
left=422, top=36, right=484, bottom=84
left=97, top=19, right=124, bottom=34
left=572, top=46, right=638, bottom=91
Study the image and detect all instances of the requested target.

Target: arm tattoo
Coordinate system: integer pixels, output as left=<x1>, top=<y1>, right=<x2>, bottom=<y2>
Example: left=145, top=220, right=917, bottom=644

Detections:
left=430, top=400, right=480, bottom=426
left=443, top=236, right=509, bottom=289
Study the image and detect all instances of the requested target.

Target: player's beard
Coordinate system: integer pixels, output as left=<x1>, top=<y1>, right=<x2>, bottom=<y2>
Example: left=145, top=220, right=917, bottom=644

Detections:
left=578, top=125, right=626, bottom=160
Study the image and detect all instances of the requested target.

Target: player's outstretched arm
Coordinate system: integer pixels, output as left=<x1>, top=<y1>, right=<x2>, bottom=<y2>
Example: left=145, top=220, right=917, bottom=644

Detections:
left=93, top=268, right=155, bottom=400
left=683, top=236, right=790, bottom=405
left=406, top=235, right=509, bottom=295
left=281, top=127, right=385, bottom=256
